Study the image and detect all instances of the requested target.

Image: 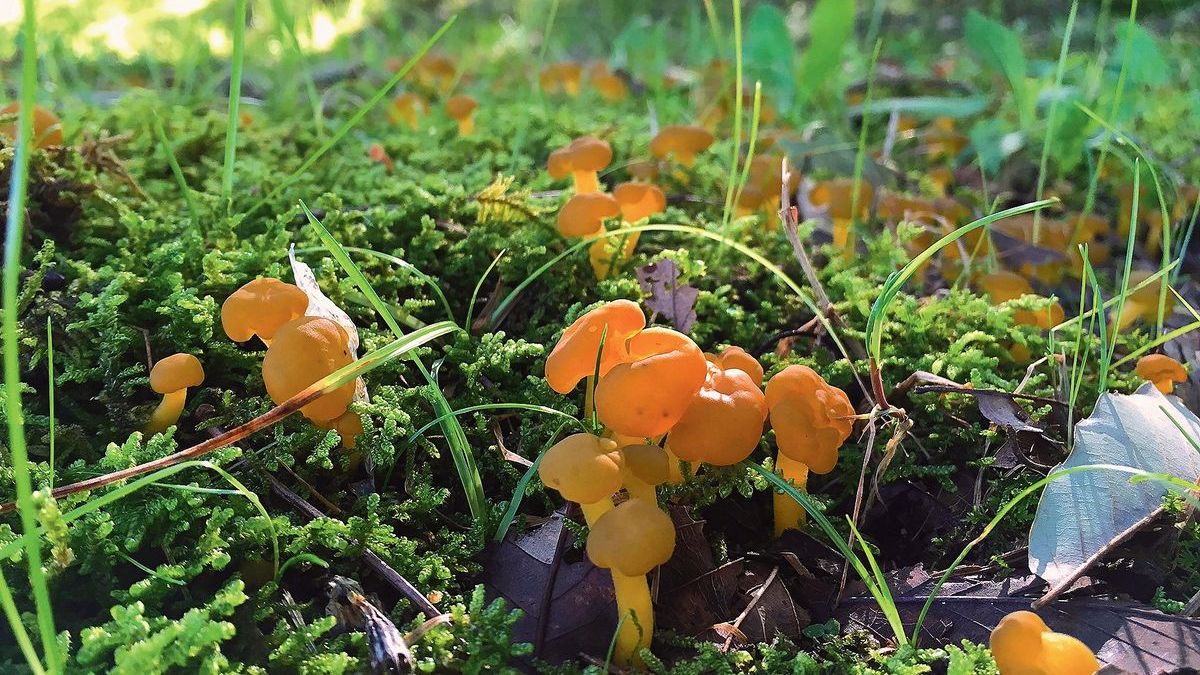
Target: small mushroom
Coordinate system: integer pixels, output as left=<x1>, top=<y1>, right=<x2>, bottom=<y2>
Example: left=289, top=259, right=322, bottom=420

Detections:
left=390, top=92, right=429, bottom=130
left=544, top=300, right=646, bottom=395
left=557, top=191, right=620, bottom=237
left=808, top=179, right=875, bottom=260
left=539, top=62, right=583, bottom=96
left=705, top=345, right=763, bottom=386
left=411, top=53, right=457, bottom=94
left=145, top=353, right=205, bottom=434
left=667, top=361, right=767, bottom=467
left=1135, top=354, right=1187, bottom=394
left=765, top=365, right=854, bottom=536
left=1111, top=270, right=1176, bottom=332
left=587, top=61, right=629, bottom=101
left=979, top=270, right=1034, bottom=304
left=0, top=103, right=63, bottom=148
left=923, top=116, right=968, bottom=160
left=590, top=182, right=667, bottom=276
left=221, top=278, right=310, bottom=347
left=594, top=327, right=708, bottom=438
left=538, top=432, right=625, bottom=524
left=586, top=497, right=676, bottom=669
left=619, top=443, right=670, bottom=504
left=445, top=95, right=478, bottom=136
left=547, top=136, right=613, bottom=194
left=262, top=316, right=356, bottom=423
left=990, top=610, right=1099, bottom=675
left=649, top=125, right=714, bottom=167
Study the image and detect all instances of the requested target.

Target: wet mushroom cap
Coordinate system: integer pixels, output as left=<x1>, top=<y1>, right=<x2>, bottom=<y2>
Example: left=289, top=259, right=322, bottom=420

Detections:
left=586, top=497, right=676, bottom=576
left=445, top=94, right=478, bottom=119
left=668, top=362, right=767, bottom=466
left=649, top=125, right=715, bottom=161
left=764, top=365, right=854, bottom=475
left=594, top=327, right=708, bottom=438
left=1136, top=354, right=1187, bottom=394
left=150, top=353, right=205, bottom=394
left=990, top=610, right=1099, bottom=675
left=556, top=191, right=620, bottom=237
left=221, top=278, right=310, bottom=343
left=613, top=182, right=667, bottom=222
left=706, top=345, right=763, bottom=386
left=262, top=316, right=356, bottom=422
left=544, top=300, right=646, bottom=394
left=538, top=433, right=624, bottom=504
left=1, top=103, right=64, bottom=148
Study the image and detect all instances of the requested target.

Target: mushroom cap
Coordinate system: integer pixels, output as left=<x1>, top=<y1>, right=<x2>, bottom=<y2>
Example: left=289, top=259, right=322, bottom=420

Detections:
left=547, top=147, right=573, bottom=179
left=545, top=300, right=646, bottom=394
left=315, top=411, right=365, bottom=448
left=557, top=192, right=620, bottom=237
left=620, top=444, right=670, bottom=486
left=764, top=365, right=854, bottom=474
left=1, top=103, right=64, bottom=148
left=649, top=125, right=714, bottom=159
left=538, top=433, right=624, bottom=504
left=548, top=136, right=613, bottom=178
left=221, top=278, right=310, bottom=343
left=262, top=316, right=356, bottom=422
left=150, top=353, right=205, bottom=394
left=979, top=271, right=1033, bottom=304
left=592, top=72, right=628, bottom=101
left=1013, top=298, right=1066, bottom=330
left=445, top=94, right=478, bottom=119
left=540, top=61, right=583, bottom=87
left=667, top=362, right=767, bottom=466
left=1136, top=354, right=1187, bottom=394
left=586, top=497, right=676, bottom=576
left=594, top=327, right=708, bottom=438
left=613, top=182, right=667, bottom=223
left=990, top=610, right=1098, bottom=675
left=706, top=345, right=763, bottom=386
left=808, top=179, right=874, bottom=219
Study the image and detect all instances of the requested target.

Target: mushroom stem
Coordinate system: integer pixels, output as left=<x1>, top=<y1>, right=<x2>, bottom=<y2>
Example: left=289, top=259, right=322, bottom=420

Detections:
left=773, top=452, right=809, bottom=537
left=610, top=570, right=654, bottom=669
left=146, top=389, right=188, bottom=435
left=457, top=117, right=474, bottom=136
left=832, top=217, right=853, bottom=260
left=573, top=170, right=599, bottom=194
left=579, top=498, right=613, bottom=526
left=624, top=477, right=656, bottom=504
left=664, top=447, right=686, bottom=484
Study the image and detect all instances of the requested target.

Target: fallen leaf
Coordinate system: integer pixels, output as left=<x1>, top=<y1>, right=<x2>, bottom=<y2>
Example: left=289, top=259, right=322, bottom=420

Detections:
left=1028, top=384, right=1200, bottom=587
left=290, top=247, right=368, bottom=404
left=636, top=260, right=699, bottom=332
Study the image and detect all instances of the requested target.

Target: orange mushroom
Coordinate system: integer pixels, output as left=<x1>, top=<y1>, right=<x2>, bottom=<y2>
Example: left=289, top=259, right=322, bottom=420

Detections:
left=588, top=182, right=668, bottom=277
left=0, top=103, right=64, bottom=148
left=706, top=346, right=763, bottom=387
left=619, top=444, right=670, bottom=504
left=445, top=95, right=478, bottom=136
left=390, top=92, right=429, bottom=130
left=990, top=610, right=1099, bottom=675
left=547, top=136, right=612, bottom=194
left=1111, top=270, right=1176, bottom=332
left=145, top=353, right=205, bottom=435
left=411, top=53, right=457, bottom=94
left=667, top=361, right=767, bottom=466
left=262, top=316, right=356, bottom=423
left=539, top=62, right=583, bottom=96
left=1135, top=354, right=1187, bottom=394
left=544, top=300, right=646, bottom=395
left=649, top=125, right=715, bottom=168
left=587, top=62, right=629, bottom=101
left=923, top=117, right=968, bottom=160
left=538, top=432, right=625, bottom=524
left=594, top=327, right=708, bottom=438
left=221, top=278, right=309, bottom=347
left=765, top=365, right=854, bottom=536
left=808, top=179, right=875, bottom=261
left=557, top=192, right=620, bottom=238
left=314, top=410, right=364, bottom=449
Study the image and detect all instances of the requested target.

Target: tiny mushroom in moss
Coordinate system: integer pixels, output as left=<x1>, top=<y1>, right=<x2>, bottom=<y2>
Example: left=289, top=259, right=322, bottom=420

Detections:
left=586, top=497, right=676, bottom=669
left=667, top=360, right=767, bottom=467
left=262, top=316, right=356, bottom=424
left=594, top=327, right=708, bottom=438
left=547, top=136, right=612, bottom=194
left=314, top=410, right=364, bottom=449
left=538, top=432, right=625, bottom=525
left=145, top=353, right=205, bottom=435
left=221, top=278, right=310, bottom=347
left=390, top=91, right=429, bottom=130
left=588, top=182, right=667, bottom=277
left=649, top=125, right=714, bottom=167
left=765, top=365, right=854, bottom=537
left=1, top=103, right=64, bottom=148
left=990, top=610, right=1099, bottom=675
left=587, top=61, right=629, bottom=101
left=557, top=192, right=620, bottom=238
left=1135, top=354, right=1187, bottom=394
left=539, top=61, right=583, bottom=96
left=1110, top=270, right=1176, bottom=332
left=445, top=94, right=478, bottom=136
left=411, top=53, right=457, bottom=94
left=808, top=179, right=875, bottom=260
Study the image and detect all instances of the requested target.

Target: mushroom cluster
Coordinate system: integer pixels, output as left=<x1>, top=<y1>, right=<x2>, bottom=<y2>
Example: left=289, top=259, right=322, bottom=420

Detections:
left=990, top=610, right=1099, bottom=675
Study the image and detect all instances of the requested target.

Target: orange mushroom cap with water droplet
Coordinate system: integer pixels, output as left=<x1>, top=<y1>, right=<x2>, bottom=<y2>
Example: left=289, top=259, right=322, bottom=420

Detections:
left=1, top=103, right=64, bottom=148
left=706, top=345, right=763, bottom=386
left=586, top=497, right=676, bottom=576
left=765, top=365, right=854, bottom=475
left=613, top=182, right=667, bottom=223
left=595, top=327, right=708, bottom=438
left=990, top=610, right=1099, bottom=675
left=1136, top=354, right=1187, bottom=394
left=221, top=278, right=310, bottom=344
left=668, top=361, right=767, bottom=466
left=557, top=192, right=620, bottom=237
left=538, top=433, right=624, bottom=504
left=262, top=316, right=356, bottom=423
left=649, top=125, right=714, bottom=167
left=544, top=300, right=646, bottom=394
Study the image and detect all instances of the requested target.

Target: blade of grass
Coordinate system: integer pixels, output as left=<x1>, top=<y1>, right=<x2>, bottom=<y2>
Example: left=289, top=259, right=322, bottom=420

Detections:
left=152, top=112, right=201, bottom=226
left=221, top=0, right=248, bottom=207
left=0, top=571, right=44, bottom=675
left=293, top=245, right=455, bottom=323
left=300, top=202, right=487, bottom=520
left=849, top=39, right=883, bottom=250
left=245, top=16, right=458, bottom=219
left=1032, top=0, right=1079, bottom=244
left=728, top=81, right=763, bottom=228
left=465, top=249, right=507, bottom=331
left=46, top=316, right=55, bottom=489
left=719, top=0, right=745, bottom=229
left=269, top=0, right=325, bottom=139
left=1081, top=252, right=1112, bottom=392
left=493, top=419, right=574, bottom=542
left=3, top=0, right=60, bottom=668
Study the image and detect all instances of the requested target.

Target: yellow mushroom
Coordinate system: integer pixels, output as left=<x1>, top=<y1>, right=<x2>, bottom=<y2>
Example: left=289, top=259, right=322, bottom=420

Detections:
left=446, top=95, right=478, bottom=136
left=145, top=354, right=205, bottom=434
left=1135, top=354, right=1187, bottom=394
left=221, top=278, right=309, bottom=347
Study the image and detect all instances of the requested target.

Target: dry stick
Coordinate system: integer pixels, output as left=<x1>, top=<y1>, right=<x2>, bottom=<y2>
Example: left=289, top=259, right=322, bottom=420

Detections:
left=1032, top=505, right=1166, bottom=609
left=0, top=381, right=333, bottom=514
left=266, top=473, right=440, bottom=618
left=836, top=419, right=880, bottom=606
left=721, top=566, right=780, bottom=652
